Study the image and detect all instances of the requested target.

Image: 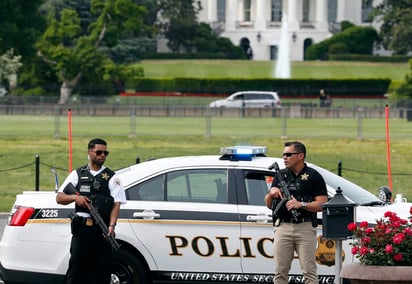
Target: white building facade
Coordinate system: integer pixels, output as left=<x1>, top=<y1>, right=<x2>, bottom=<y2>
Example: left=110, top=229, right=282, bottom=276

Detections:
left=197, top=0, right=378, bottom=61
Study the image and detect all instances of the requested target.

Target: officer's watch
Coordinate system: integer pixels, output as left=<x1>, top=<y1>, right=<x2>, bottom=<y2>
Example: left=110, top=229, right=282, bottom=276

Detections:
left=301, top=202, right=307, bottom=209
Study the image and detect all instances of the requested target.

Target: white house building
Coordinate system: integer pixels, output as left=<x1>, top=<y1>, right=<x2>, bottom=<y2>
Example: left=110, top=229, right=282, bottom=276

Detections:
left=196, top=0, right=379, bottom=61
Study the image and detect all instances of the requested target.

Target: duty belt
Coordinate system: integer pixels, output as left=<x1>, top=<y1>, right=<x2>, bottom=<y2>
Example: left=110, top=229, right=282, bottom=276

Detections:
left=282, top=217, right=312, bottom=224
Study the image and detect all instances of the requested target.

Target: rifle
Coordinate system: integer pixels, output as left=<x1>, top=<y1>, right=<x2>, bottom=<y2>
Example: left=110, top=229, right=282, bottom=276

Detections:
left=63, top=183, right=120, bottom=250
left=86, top=202, right=120, bottom=250
left=268, top=162, right=299, bottom=225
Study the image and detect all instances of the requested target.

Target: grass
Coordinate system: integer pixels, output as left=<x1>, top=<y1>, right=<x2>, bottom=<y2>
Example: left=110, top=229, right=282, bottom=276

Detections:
left=1, top=59, right=411, bottom=212
left=1, top=115, right=411, bottom=138
left=0, top=115, right=411, bottom=212
left=136, top=60, right=409, bottom=81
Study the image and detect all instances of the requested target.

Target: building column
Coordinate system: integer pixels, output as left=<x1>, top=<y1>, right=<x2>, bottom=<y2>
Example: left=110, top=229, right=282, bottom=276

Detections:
left=254, top=0, right=266, bottom=30
left=288, top=0, right=299, bottom=30
left=316, top=0, right=328, bottom=31
left=225, top=0, right=238, bottom=31
left=251, top=0, right=267, bottom=60
left=207, top=0, right=218, bottom=22
left=336, top=0, right=345, bottom=23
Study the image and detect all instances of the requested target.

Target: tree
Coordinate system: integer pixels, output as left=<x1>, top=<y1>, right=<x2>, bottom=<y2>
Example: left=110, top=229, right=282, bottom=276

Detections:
left=0, top=0, right=46, bottom=95
left=0, top=49, right=23, bottom=95
left=396, top=60, right=412, bottom=99
left=0, top=0, right=46, bottom=61
left=36, top=0, right=146, bottom=104
left=158, top=0, right=202, bottom=53
left=372, top=0, right=412, bottom=55
left=305, top=25, right=378, bottom=60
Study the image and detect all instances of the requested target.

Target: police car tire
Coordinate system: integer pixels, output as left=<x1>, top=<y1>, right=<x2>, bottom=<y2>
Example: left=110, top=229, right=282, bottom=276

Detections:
left=112, top=247, right=151, bottom=284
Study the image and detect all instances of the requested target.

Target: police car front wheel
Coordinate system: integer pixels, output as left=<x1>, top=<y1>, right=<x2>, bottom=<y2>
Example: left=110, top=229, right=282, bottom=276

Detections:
left=111, top=247, right=151, bottom=284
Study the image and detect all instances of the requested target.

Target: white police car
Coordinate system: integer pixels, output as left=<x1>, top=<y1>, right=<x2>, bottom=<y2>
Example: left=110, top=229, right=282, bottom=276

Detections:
left=0, top=146, right=410, bottom=284
left=209, top=91, right=282, bottom=109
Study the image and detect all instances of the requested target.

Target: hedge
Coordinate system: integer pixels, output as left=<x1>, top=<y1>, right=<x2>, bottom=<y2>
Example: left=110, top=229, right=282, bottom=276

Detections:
left=133, top=78, right=391, bottom=97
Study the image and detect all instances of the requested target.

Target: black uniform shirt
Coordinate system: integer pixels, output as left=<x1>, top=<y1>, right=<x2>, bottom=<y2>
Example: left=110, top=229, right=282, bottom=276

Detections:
left=272, top=163, right=327, bottom=219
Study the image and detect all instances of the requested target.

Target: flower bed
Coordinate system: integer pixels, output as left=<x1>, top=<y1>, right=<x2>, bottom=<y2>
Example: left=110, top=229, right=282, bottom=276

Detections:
left=347, top=206, right=412, bottom=266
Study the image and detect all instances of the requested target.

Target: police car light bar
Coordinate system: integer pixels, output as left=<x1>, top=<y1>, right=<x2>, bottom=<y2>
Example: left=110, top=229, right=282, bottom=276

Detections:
left=219, top=146, right=267, bottom=161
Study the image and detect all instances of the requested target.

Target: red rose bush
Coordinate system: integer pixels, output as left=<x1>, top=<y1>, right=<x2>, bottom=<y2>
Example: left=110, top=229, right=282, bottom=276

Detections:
left=347, top=206, right=412, bottom=266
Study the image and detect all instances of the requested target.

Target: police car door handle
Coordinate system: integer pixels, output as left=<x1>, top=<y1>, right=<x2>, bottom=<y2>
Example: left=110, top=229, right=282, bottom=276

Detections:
left=133, top=209, right=160, bottom=220
left=246, top=213, right=272, bottom=223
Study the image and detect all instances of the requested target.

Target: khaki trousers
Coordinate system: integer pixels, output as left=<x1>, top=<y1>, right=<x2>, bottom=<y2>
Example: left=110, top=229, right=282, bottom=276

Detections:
left=273, top=222, right=317, bottom=284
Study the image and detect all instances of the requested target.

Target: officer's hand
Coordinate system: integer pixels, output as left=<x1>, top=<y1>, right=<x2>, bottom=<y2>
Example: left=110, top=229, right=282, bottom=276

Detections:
left=73, top=195, right=90, bottom=208
left=108, top=225, right=115, bottom=237
left=286, top=196, right=299, bottom=210
left=269, top=187, right=283, bottom=199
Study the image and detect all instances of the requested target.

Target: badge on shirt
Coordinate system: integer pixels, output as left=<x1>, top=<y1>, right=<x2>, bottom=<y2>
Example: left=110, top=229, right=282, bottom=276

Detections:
left=101, top=173, right=110, bottom=181
left=301, top=173, right=309, bottom=181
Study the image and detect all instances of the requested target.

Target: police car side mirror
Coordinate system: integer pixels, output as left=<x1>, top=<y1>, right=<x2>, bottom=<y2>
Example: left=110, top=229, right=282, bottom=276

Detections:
left=377, top=186, right=392, bottom=204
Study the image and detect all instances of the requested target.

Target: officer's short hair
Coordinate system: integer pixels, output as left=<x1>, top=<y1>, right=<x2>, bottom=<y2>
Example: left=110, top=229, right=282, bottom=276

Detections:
left=88, top=138, right=107, bottom=150
left=284, top=141, right=306, bottom=158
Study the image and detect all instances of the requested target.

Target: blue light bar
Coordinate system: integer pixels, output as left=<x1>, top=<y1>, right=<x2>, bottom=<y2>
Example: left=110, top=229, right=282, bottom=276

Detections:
left=220, top=146, right=267, bottom=156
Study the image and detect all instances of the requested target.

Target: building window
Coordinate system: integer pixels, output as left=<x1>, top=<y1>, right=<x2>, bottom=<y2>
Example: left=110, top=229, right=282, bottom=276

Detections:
left=328, top=0, right=337, bottom=22
left=362, top=0, right=373, bottom=23
left=243, top=0, right=251, bottom=21
left=270, top=45, right=278, bottom=60
left=271, top=0, right=282, bottom=22
left=217, top=0, right=225, bottom=22
left=302, top=0, right=310, bottom=22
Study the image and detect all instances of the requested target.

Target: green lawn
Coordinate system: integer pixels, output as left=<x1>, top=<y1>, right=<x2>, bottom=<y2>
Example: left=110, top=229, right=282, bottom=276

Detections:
left=136, top=60, right=409, bottom=81
left=1, top=59, right=411, bottom=212
left=0, top=115, right=411, bottom=212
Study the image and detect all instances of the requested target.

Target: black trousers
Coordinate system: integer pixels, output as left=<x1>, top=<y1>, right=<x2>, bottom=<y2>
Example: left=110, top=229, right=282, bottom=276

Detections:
left=66, top=222, right=112, bottom=284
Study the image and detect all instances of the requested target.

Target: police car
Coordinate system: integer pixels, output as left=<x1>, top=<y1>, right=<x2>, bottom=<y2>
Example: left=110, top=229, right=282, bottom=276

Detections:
left=0, top=146, right=410, bottom=284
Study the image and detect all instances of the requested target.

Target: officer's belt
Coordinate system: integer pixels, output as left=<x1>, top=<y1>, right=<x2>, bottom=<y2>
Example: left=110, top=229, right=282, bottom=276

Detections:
left=282, top=217, right=312, bottom=224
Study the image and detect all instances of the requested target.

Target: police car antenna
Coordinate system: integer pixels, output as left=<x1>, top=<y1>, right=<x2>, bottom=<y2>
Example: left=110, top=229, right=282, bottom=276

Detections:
left=50, top=167, right=59, bottom=192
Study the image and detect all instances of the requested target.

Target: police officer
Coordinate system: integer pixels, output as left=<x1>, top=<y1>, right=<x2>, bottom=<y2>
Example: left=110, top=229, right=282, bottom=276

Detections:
left=56, top=138, right=126, bottom=284
left=265, top=141, right=328, bottom=284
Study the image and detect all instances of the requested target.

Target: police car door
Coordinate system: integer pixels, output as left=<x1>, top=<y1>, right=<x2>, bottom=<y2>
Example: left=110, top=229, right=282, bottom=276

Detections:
left=125, top=168, right=243, bottom=280
left=235, top=169, right=276, bottom=280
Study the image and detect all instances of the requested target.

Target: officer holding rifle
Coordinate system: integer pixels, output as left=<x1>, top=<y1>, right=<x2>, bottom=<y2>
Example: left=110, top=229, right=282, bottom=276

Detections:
left=56, top=138, right=126, bottom=284
left=265, top=141, right=328, bottom=284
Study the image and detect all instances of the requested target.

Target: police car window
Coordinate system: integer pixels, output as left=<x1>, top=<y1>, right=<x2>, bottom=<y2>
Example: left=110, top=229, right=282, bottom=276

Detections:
left=167, top=169, right=228, bottom=203
left=126, top=175, right=164, bottom=201
left=244, top=171, right=272, bottom=206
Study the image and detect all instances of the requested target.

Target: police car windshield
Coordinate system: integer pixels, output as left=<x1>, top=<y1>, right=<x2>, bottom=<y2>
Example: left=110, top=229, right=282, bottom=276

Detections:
left=311, top=164, right=382, bottom=205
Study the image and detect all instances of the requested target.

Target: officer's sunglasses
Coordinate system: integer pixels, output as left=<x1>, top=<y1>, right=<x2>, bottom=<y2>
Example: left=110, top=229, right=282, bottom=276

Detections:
left=283, top=152, right=301, bottom=157
left=91, top=150, right=109, bottom=156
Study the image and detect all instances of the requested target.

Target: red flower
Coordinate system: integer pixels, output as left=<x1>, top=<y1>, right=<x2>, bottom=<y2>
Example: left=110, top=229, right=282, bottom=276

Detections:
left=384, top=244, right=393, bottom=253
left=359, top=246, right=369, bottom=256
left=361, top=236, right=371, bottom=244
left=347, top=222, right=357, bottom=231
left=393, top=253, right=403, bottom=262
left=359, top=221, right=369, bottom=228
left=393, top=233, right=405, bottom=244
